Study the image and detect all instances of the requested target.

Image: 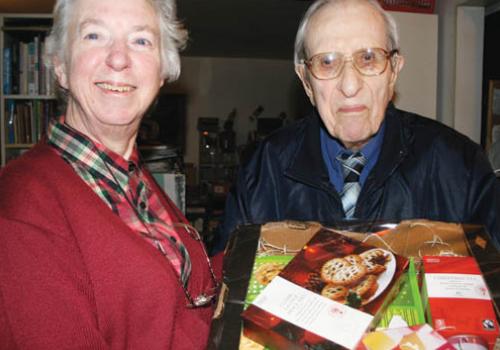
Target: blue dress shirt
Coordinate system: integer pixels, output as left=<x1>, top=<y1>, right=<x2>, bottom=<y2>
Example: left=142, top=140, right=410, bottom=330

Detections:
left=320, top=121, right=386, bottom=193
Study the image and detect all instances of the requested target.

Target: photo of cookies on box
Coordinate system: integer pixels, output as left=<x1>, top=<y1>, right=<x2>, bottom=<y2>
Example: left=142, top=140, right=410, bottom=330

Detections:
left=277, top=229, right=407, bottom=312
left=245, top=255, right=294, bottom=307
left=318, top=248, right=395, bottom=307
left=242, top=229, right=408, bottom=350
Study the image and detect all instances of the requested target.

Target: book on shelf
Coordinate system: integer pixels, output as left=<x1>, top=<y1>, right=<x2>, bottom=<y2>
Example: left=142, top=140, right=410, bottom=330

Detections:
left=27, top=39, right=38, bottom=95
left=18, top=42, right=27, bottom=95
left=3, top=47, right=12, bottom=94
left=11, top=40, right=20, bottom=95
left=5, top=100, right=55, bottom=145
left=6, top=100, right=15, bottom=144
left=3, top=35, right=54, bottom=97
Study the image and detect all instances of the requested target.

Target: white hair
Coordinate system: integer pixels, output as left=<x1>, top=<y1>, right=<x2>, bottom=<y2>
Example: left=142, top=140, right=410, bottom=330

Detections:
left=44, top=0, right=187, bottom=84
left=293, top=0, right=400, bottom=65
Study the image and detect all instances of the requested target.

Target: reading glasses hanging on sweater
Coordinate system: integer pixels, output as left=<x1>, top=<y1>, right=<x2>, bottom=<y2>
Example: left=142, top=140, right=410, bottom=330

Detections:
left=141, top=223, right=220, bottom=308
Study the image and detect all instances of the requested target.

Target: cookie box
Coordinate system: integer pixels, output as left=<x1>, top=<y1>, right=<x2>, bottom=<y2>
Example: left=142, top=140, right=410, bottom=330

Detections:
left=422, top=256, right=500, bottom=350
left=241, top=229, right=408, bottom=349
left=245, top=255, right=295, bottom=307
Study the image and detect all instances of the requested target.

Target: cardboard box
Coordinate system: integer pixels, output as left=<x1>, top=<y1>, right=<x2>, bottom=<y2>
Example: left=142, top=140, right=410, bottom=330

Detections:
left=341, top=220, right=471, bottom=262
left=422, top=256, right=500, bottom=350
left=242, top=229, right=408, bottom=349
left=243, top=221, right=323, bottom=308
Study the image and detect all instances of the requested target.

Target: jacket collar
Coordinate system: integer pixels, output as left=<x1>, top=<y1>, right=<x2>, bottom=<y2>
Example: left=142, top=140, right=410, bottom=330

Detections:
left=284, top=109, right=332, bottom=191
left=285, top=104, right=413, bottom=192
left=363, top=103, right=413, bottom=192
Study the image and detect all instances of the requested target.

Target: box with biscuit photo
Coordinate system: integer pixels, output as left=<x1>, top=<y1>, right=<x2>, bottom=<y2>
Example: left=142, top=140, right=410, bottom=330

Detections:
left=241, top=228, right=408, bottom=350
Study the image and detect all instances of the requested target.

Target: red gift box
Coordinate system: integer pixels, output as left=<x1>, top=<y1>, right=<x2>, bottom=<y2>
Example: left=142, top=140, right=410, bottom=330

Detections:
left=378, top=0, right=435, bottom=14
left=422, top=256, right=500, bottom=350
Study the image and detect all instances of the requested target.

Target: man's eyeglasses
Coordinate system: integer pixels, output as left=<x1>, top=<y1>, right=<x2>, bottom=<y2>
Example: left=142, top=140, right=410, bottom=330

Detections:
left=302, top=48, right=399, bottom=80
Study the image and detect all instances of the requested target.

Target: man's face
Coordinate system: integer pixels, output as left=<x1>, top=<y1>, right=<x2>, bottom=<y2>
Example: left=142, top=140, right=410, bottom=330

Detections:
left=296, top=2, right=404, bottom=150
left=55, top=0, right=164, bottom=137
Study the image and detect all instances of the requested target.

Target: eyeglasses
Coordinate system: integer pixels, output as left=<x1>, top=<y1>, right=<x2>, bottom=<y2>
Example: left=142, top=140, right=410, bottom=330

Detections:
left=141, top=223, right=221, bottom=308
left=302, top=48, right=398, bottom=80
left=98, top=154, right=221, bottom=308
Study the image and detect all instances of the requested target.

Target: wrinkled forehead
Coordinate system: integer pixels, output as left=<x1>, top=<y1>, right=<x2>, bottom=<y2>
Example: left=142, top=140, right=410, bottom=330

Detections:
left=304, top=1, right=388, bottom=55
left=67, top=0, right=159, bottom=33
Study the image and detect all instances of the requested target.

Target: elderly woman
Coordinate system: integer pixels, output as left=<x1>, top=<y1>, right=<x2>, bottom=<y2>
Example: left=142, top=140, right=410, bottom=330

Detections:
left=0, top=0, right=221, bottom=348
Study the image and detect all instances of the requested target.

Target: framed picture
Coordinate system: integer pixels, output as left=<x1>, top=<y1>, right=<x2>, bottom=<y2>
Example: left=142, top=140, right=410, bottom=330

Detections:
left=485, top=80, right=500, bottom=152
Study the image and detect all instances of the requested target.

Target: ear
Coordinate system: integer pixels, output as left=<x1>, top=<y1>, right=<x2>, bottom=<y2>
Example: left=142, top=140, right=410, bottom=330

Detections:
left=53, top=56, right=69, bottom=90
left=389, top=53, right=405, bottom=88
left=295, top=64, right=316, bottom=106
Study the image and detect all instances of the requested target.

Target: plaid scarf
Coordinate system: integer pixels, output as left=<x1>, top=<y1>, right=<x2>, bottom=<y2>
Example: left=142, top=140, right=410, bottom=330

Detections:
left=47, top=118, right=191, bottom=286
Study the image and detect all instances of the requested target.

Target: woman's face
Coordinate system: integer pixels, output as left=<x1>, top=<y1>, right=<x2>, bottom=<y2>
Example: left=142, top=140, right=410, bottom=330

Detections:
left=55, top=0, right=164, bottom=139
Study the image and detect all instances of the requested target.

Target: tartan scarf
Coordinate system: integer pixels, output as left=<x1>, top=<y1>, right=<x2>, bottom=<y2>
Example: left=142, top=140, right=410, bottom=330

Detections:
left=47, top=118, right=191, bottom=286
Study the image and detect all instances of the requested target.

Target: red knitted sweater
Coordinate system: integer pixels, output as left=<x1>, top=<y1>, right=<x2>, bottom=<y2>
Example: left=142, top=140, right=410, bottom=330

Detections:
left=0, top=143, right=222, bottom=349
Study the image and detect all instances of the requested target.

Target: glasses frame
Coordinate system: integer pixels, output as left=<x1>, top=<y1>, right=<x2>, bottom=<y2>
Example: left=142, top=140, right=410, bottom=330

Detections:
left=99, top=151, right=220, bottom=309
left=141, top=223, right=221, bottom=308
left=302, top=48, right=399, bottom=81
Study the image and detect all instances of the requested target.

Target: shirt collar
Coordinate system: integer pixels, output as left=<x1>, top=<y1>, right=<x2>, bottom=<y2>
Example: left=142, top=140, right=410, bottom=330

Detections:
left=320, top=119, right=386, bottom=160
left=47, top=117, right=140, bottom=188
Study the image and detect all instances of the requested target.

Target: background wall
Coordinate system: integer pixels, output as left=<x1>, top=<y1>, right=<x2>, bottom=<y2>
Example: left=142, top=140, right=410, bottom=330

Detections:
left=482, top=7, right=500, bottom=148
left=394, top=12, right=438, bottom=120
left=163, top=11, right=439, bottom=166
left=454, top=6, right=485, bottom=143
left=165, top=57, right=301, bottom=165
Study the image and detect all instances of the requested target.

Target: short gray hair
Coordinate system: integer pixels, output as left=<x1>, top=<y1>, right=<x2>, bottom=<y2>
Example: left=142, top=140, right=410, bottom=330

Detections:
left=44, top=0, right=187, bottom=83
left=293, top=0, right=399, bottom=65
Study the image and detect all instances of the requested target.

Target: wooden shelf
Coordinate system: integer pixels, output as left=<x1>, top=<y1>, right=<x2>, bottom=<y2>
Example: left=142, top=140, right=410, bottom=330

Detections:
left=3, top=94, right=57, bottom=100
left=5, top=143, right=34, bottom=149
left=0, top=13, right=57, bottom=166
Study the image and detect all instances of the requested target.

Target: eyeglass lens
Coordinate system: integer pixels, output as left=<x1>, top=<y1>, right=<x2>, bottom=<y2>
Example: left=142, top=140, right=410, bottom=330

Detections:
left=306, top=48, right=393, bottom=80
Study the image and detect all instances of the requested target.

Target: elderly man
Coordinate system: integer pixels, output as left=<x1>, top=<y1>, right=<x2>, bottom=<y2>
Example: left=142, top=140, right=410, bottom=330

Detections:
left=0, top=0, right=221, bottom=348
left=216, top=0, right=500, bottom=252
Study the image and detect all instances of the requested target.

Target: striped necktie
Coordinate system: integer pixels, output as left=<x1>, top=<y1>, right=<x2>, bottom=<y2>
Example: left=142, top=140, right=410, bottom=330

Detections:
left=337, top=152, right=367, bottom=218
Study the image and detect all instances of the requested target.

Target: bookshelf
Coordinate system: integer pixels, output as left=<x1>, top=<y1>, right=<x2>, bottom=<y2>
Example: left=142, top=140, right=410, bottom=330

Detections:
left=0, top=14, right=57, bottom=166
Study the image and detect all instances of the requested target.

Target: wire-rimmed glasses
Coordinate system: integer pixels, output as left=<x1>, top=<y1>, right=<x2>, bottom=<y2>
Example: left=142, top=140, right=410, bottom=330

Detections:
left=302, top=47, right=399, bottom=80
left=141, top=222, right=220, bottom=308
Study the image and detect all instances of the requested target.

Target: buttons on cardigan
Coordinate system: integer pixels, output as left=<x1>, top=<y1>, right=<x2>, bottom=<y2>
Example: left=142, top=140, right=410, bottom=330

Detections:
left=128, top=161, right=136, bottom=173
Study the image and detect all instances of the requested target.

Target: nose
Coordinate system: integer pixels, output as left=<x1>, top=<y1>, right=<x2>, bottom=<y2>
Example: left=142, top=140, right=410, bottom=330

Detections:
left=105, top=40, right=131, bottom=71
left=336, top=60, right=362, bottom=98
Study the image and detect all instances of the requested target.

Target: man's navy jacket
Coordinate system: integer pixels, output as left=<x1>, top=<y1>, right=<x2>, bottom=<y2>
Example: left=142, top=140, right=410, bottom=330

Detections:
left=215, top=105, right=500, bottom=253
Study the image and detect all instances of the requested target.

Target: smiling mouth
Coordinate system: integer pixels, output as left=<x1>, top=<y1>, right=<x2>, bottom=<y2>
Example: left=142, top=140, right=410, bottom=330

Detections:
left=95, top=82, right=135, bottom=93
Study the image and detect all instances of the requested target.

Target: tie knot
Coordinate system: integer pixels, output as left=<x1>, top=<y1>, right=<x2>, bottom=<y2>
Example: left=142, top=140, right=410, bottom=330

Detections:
left=337, top=151, right=366, bottom=182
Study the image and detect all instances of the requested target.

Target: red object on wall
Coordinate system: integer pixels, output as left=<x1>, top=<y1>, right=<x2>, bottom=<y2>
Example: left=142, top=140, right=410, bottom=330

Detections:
left=378, top=0, right=435, bottom=14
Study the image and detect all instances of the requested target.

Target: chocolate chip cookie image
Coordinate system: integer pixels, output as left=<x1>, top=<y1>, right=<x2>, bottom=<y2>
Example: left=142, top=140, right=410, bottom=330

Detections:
left=360, top=249, right=390, bottom=275
left=320, top=256, right=368, bottom=286
left=328, top=263, right=367, bottom=286
left=317, top=248, right=397, bottom=306
left=344, top=254, right=364, bottom=266
left=321, top=284, right=348, bottom=303
left=320, top=258, right=351, bottom=283
left=350, top=275, right=378, bottom=301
